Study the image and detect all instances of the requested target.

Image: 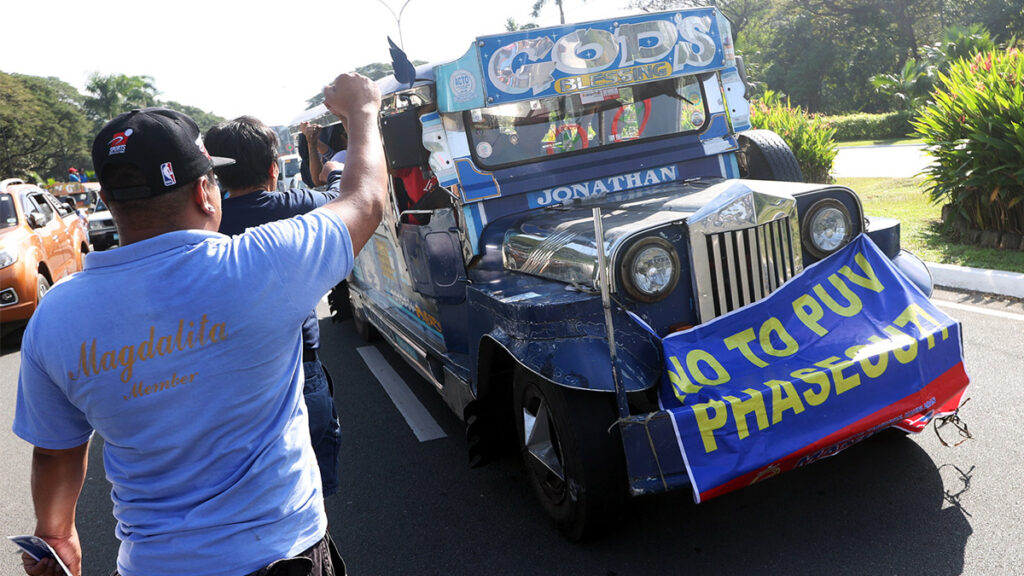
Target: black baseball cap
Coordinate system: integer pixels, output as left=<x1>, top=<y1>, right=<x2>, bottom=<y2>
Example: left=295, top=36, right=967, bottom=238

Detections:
left=92, top=107, right=235, bottom=201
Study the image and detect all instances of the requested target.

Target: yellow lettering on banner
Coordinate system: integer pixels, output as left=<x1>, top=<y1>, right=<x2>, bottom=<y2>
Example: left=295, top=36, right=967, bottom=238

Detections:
left=693, top=399, right=729, bottom=453
left=725, top=328, right=769, bottom=368
left=764, top=379, right=806, bottom=424
left=813, top=274, right=863, bottom=317
left=793, top=294, right=828, bottom=336
left=668, top=355, right=702, bottom=404
left=724, top=390, right=769, bottom=441
left=686, top=350, right=731, bottom=386
left=844, top=344, right=889, bottom=379
left=814, top=356, right=861, bottom=395
left=893, top=303, right=948, bottom=350
left=760, top=317, right=799, bottom=358
left=875, top=325, right=918, bottom=364
left=837, top=252, right=885, bottom=293
left=792, top=367, right=831, bottom=406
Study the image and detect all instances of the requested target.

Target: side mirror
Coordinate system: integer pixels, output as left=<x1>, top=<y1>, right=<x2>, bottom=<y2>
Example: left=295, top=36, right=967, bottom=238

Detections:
left=27, top=212, right=47, bottom=228
left=735, top=56, right=751, bottom=99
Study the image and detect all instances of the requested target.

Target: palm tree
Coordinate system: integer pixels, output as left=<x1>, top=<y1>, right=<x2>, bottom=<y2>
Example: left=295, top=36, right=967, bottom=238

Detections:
left=84, top=73, right=158, bottom=123
left=531, top=0, right=569, bottom=25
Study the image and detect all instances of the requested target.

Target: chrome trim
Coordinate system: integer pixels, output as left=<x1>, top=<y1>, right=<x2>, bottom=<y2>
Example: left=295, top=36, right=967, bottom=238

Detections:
left=688, top=180, right=802, bottom=322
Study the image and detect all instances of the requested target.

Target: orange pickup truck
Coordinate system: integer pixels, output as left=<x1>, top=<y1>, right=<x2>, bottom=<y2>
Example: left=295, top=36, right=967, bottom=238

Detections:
left=1, top=178, right=89, bottom=331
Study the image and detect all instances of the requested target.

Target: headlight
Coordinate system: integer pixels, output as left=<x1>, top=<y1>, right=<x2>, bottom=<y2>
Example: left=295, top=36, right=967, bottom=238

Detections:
left=619, top=237, right=679, bottom=302
left=89, top=220, right=106, bottom=231
left=803, top=198, right=852, bottom=258
left=0, top=250, right=16, bottom=269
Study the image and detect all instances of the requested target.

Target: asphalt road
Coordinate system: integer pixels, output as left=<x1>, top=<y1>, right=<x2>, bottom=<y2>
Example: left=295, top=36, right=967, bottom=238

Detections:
left=833, top=144, right=933, bottom=179
left=1, top=289, right=1022, bottom=576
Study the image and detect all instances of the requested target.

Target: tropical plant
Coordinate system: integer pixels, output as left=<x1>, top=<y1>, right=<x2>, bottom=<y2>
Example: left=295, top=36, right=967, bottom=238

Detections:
left=750, top=90, right=838, bottom=183
left=913, top=48, right=1024, bottom=234
left=84, top=73, right=159, bottom=124
left=869, top=58, right=935, bottom=112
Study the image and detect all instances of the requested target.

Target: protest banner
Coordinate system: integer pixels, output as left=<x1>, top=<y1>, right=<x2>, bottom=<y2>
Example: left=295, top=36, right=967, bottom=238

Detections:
left=657, top=234, right=969, bottom=502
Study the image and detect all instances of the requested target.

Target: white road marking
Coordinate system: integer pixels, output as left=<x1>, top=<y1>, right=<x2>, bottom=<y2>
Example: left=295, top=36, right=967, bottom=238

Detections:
left=933, top=299, right=1024, bottom=323
left=357, top=346, right=447, bottom=442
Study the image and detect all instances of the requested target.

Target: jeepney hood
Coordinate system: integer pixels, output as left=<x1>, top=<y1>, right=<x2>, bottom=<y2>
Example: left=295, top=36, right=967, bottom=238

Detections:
left=502, top=178, right=808, bottom=288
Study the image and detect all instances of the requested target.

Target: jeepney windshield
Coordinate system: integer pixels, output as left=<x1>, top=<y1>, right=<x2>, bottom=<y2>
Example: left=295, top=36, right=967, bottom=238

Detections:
left=465, top=74, right=708, bottom=169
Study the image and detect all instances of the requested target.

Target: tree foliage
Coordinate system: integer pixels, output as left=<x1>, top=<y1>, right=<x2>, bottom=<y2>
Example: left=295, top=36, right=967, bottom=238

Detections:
left=0, top=72, right=91, bottom=182
left=628, top=0, right=1012, bottom=114
left=84, top=73, right=159, bottom=124
left=1, top=71, right=226, bottom=182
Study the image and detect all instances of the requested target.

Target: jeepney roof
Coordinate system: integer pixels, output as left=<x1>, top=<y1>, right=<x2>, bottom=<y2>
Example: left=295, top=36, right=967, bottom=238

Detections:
left=433, top=6, right=732, bottom=113
left=287, top=63, right=439, bottom=128
left=377, top=63, right=437, bottom=96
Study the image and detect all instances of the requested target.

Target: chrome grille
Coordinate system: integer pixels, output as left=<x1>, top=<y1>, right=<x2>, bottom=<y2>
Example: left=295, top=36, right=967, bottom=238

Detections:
left=686, top=182, right=802, bottom=324
left=704, top=217, right=797, bottom=319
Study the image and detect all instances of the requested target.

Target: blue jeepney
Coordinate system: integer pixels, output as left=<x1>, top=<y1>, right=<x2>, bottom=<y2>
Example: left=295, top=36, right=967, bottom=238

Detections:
left=299, top=7, right=969, bottom=540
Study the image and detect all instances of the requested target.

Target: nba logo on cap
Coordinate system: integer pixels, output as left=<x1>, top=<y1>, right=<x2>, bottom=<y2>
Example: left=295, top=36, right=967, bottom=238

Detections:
left=160, top=162, right=176, bottom=186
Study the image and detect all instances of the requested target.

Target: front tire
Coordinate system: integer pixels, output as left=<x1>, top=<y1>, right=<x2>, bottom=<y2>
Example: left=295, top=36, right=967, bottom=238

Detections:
left=36, top=274, right=51, bottom=306
left=513, top=366, right=625, bottom=541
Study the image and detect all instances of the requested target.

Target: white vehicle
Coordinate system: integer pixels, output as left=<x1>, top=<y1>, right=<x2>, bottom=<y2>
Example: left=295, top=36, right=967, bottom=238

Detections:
left=277, top=153, right=303, bottom=191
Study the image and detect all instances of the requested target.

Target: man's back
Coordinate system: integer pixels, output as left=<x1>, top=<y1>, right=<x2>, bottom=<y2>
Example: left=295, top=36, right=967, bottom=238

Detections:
left=220, top=187, right=338, bottom=237
left=15, top=211, right=353, bottom=576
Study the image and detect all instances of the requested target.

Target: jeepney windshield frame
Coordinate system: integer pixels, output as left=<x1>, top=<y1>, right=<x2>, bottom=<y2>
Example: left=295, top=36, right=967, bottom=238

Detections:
left=463, top=74, right=711, bottom=171
left=382, top=84, right=436, bottom=115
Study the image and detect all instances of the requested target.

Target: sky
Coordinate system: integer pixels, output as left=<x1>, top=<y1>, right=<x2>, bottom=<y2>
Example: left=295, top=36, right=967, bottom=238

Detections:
left=2, top=0, right=636, bottom=126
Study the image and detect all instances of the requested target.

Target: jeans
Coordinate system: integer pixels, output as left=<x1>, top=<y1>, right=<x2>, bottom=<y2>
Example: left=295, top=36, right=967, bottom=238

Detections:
left=303, top=357, right=341, bottom=496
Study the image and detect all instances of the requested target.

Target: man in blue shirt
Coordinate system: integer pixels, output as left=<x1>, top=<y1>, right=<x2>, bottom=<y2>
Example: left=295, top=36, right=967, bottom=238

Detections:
left=13, top=73, right=386, bottom=576
left=205, top=115, right=345, bottom=497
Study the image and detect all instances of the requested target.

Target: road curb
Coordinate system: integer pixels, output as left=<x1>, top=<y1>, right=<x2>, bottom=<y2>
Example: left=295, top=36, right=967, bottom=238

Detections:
left=926, top=262, right=1024, bottom=300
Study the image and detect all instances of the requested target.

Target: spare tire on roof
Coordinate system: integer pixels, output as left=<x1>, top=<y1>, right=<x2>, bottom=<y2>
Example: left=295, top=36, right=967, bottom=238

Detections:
left=737, top=129, right=804, bottom=182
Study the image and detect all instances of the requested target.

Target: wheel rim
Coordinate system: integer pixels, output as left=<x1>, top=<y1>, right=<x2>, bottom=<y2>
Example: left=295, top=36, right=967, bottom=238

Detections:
left=37, top=276, right=49, bottom=301
left=521, top=388, right=567, bottom=501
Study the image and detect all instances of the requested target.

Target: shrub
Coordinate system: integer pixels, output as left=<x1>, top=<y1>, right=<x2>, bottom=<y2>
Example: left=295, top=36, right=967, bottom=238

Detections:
left=827, top=111, right=915, bottom=141
left=750, top=91, right=838, bottom=183
left=913, top=48, right=1024, bottom=234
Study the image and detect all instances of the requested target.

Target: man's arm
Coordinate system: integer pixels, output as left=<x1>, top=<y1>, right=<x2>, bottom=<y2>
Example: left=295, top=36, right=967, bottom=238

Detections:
left=320, top=74, right=387, bottom=255
left=300, top=122, right=327, bottom=187
left=24, top=442, right=88, bottom=576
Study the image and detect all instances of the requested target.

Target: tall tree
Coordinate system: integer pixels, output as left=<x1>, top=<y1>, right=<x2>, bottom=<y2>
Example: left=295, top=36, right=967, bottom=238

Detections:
left=506, top=18, right=540, bottom=31
left=628, top=0, right=770, bottom=37
left=160, top=100, right=225, bottom=133
left=0, top=73, right=91, bottom=181
left=84, top=73, right=159, bottom=124
left=531, top=0, right=587, bottom=25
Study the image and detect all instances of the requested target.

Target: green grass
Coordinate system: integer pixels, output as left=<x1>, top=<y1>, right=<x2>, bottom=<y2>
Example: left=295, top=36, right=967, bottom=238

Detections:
left=836, top=177, right=1024, bottom=274
left=836, top=137, right=925, bottom=147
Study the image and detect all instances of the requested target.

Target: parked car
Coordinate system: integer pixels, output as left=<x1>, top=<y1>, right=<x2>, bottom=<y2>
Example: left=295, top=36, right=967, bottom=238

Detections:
left=0, top=178, right=89, bottom=330
left=88, top=197, right=118, bottom=251
left=301, top=7, right=968, bottom=539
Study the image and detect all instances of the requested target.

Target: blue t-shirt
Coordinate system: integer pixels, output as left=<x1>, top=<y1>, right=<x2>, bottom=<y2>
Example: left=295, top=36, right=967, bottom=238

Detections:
left=13, top=209, right=353, bottom=576
left=219, top=184, right=340, bottom=350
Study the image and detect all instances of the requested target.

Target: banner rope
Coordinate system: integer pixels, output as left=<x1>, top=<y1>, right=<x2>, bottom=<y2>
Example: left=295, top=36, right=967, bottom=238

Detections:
left=934, top=397, right=972, bottom=447
left=610, top=412, right=670, bottom=492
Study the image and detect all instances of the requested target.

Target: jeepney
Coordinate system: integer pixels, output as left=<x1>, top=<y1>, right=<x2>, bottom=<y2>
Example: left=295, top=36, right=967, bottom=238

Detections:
left=301, top=7, right=969, bottom=540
